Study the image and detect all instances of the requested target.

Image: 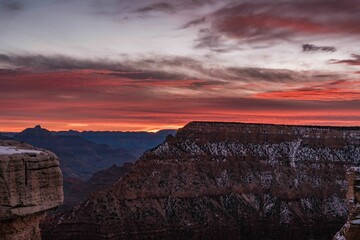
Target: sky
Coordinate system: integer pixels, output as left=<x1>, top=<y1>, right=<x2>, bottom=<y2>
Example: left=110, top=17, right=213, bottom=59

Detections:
left=0, top=0, right=360, bottom=131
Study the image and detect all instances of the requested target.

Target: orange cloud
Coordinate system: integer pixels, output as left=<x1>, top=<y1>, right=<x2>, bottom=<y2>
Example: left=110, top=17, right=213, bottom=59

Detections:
left=0, top=69, right=359, bottom=131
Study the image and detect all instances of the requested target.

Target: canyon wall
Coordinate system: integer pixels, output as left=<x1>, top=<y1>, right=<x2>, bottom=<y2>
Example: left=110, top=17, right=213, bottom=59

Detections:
left=0, top=140, right=63, bottom=240
left=43, top=122, right=360, bottom=240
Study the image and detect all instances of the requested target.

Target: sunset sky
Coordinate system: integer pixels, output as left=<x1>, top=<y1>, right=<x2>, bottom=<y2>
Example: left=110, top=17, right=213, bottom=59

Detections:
left=0, top=0, right=360, bottom=131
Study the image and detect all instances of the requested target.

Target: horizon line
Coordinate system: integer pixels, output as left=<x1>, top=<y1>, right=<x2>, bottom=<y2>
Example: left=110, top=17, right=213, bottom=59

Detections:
left=1, top=120, right=360, bottom=133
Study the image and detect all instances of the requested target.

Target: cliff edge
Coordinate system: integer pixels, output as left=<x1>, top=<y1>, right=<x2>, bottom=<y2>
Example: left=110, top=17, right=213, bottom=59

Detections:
left=0, top=140, right=63, bottom=240
left=334, top=167, right=360, bottom=240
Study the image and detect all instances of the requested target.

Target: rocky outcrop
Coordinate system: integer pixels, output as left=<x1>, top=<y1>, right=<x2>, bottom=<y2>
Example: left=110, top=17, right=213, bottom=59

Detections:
left=0, top=140, right=63, bottom=240
left=83, top=162, right=133, bottom=195
left=334, top=167, right=360, bottom=240
left=42, top=122, right=360, bottom=240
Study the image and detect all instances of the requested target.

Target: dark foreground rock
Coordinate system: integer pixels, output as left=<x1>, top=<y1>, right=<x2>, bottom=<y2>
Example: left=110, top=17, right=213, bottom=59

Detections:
left=42, top=122, right=360, bottom=240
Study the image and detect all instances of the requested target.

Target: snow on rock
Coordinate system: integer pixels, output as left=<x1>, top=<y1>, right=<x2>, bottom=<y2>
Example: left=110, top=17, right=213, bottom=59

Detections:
left=0, top=146, right=43, bottom=155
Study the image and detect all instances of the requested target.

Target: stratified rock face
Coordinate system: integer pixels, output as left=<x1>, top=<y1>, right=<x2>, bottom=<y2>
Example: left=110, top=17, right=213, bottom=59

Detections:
left=43, top=122, right=360, bottom=240
left=0, top=140, right=63, bottom=240
left=334, top=167, right=360, bottom=240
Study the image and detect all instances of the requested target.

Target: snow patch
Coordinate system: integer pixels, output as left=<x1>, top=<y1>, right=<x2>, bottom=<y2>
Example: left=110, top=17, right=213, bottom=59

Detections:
left=350, top=218, right=360, bottom=225
left=216, top=170, right=229, bottom=187
left=280, top=203, right=291, bottom=223
left=333, top=232, right=346, bottom=240
left=0, top=146, right=43, bottom=155
left=289, top=139, right=301, bottom=167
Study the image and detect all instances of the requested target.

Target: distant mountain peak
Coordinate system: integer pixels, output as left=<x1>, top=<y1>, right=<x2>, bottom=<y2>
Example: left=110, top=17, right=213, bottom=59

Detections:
left=16, top=125, right=52, bottom=138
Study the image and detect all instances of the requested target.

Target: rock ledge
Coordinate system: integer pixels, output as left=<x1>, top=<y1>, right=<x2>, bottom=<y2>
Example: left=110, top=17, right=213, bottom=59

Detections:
left=0, top=140, right=63, bottom=240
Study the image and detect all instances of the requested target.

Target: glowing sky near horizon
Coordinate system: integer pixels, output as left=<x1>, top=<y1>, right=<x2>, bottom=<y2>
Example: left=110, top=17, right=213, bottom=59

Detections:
left=0, top=0, right=360, bottom=131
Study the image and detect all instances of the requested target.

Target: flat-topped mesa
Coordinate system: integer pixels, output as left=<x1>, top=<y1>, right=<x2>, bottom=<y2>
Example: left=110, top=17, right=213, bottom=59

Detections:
left=175, top=121, right=359, bottom=146
left=0, top=140, right=63, bottom=240
left=334, top=167, right=360, bottom=240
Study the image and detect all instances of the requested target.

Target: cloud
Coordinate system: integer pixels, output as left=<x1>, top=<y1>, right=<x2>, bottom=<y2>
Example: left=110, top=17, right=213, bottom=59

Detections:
left=0, top=53, right=359, bottom=131
left=254, top=80, right=360, bottom=101
left=0, top=54, right=202, bottom=82
left=329, top=54, right=360, bottom=66
left=255, top=88, right=360, bottom=101
left=302, top=44, right=336, bottom=53
left=1, top=70, right=359, bottom=131
left=1, top=53, right=355, bottom=121
left=137, top=2, right=175, bottom=14
left=1, top=53, right=336, bottom=84
left=136, top=0, right=214, bottom=13
left=101, top=71, right=186, bottom=80
left=1, top=1, right=359, bottom=131
left=0, top=54, right=128, bottom=71
left=0, top=0, right=22, bottom=12
left=192, top=0, right=360, bottom=49
left=0, top=53, right=349, bottom=97
left=194, top=28, right=224, bottom=51
left=182, top=17, right=206, bottom=29
left=94, top=0, right=215, bottom=17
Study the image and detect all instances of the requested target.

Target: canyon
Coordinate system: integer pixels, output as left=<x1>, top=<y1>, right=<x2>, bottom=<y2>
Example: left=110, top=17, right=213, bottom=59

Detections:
left=12, top=125, right=136, bottom=181
left=41, top=122, right=360, bottom=240
left=62, top=163, right=133, bottom=209
left=1, top=125, right=173, bottom=209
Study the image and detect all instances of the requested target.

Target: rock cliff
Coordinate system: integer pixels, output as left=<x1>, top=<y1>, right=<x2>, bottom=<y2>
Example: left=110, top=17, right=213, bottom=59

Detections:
left=334, top=167, right=360, bottom=240
left=0, top=140, right=63, bottom=240
left=42, top=122, right=360, bottom=240
left=61, top=162, right=133, bottom=209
